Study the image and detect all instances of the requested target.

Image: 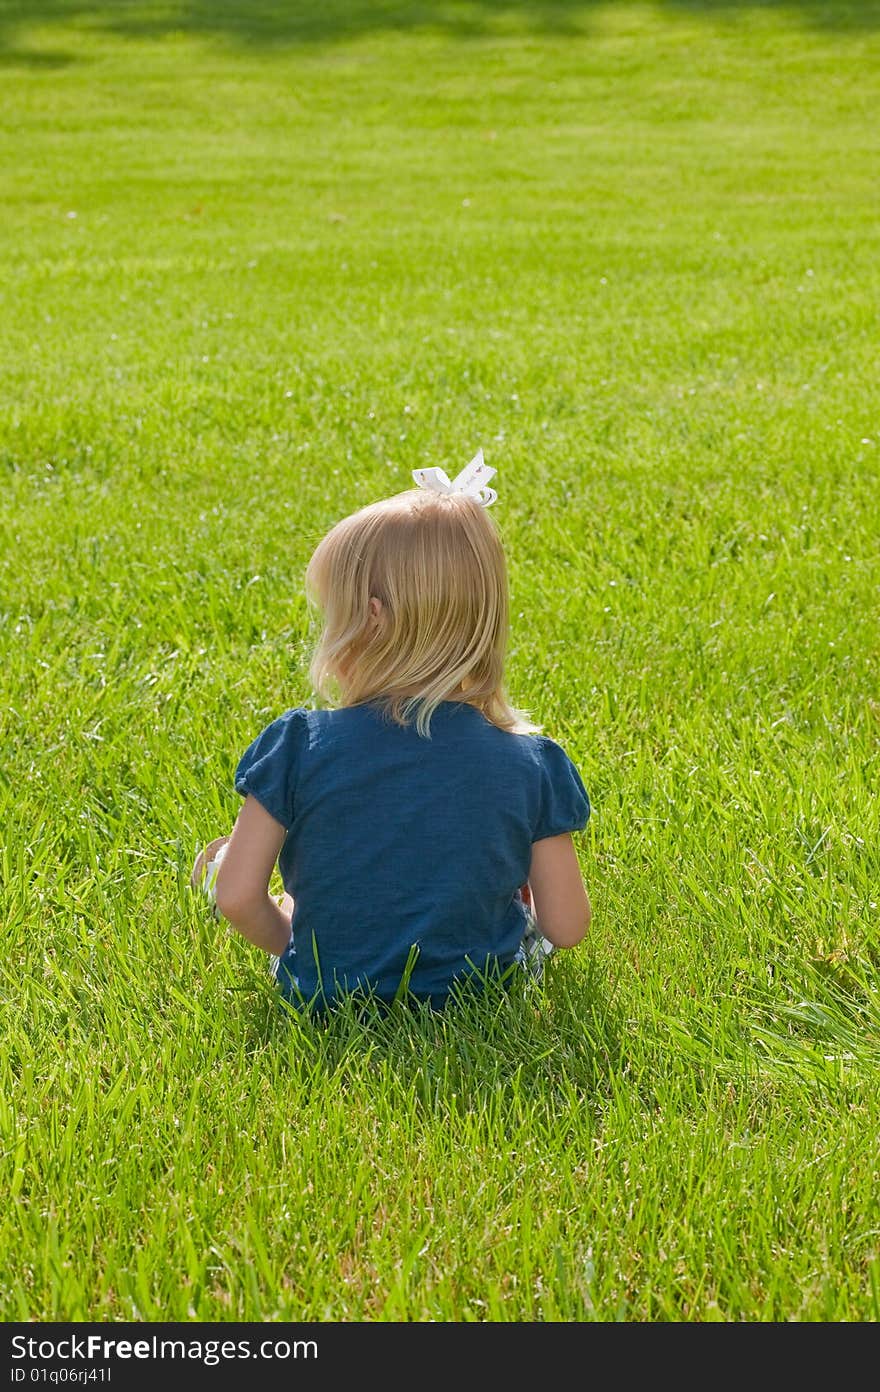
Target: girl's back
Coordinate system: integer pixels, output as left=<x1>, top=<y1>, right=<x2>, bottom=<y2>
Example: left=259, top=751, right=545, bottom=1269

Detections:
left=235, top=700, right=589, bottom=1006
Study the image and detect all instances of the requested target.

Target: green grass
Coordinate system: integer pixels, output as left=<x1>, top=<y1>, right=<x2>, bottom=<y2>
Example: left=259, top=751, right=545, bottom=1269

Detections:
left=2, top=0, right=879, bottom=1322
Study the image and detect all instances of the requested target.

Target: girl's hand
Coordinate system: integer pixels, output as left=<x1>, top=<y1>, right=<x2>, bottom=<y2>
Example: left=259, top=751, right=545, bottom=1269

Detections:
left=277, top=892, right=295, bottom=922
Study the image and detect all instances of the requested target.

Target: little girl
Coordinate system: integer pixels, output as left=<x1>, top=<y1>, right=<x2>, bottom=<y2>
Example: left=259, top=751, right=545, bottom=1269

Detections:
left=192, top=451, right=591, bottom=1011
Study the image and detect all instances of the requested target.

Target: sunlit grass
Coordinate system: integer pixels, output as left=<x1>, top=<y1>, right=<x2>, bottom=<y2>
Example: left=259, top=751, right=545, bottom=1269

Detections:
left=1, top=0, right=879, bottom=1321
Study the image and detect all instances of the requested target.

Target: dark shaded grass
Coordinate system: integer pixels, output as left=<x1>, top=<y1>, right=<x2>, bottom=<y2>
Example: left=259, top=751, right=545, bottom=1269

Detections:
left=2, top=0, right=880, bottom=65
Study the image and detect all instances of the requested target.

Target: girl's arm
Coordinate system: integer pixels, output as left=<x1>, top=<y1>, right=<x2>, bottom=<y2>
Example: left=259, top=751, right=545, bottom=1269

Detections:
left=527, top=833, right=591, bottom=948
left=213, top=795, right=291, bottom=956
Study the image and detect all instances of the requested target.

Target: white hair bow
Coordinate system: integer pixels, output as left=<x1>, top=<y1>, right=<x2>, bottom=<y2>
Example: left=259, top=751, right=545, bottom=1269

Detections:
left=412, top=448, right=497, bottom=507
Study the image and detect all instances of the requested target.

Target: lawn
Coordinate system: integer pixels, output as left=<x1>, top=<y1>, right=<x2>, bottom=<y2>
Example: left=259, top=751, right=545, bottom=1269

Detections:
left=1, top=0, right=879, bottom=1321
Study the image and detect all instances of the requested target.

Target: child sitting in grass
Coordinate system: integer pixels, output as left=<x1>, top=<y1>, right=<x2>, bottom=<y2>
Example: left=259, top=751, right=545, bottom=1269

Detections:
left=191, top=451, right=591, bottom=1011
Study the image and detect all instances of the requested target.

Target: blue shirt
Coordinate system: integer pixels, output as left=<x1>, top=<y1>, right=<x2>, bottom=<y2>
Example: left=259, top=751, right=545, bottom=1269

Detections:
left=234, top=701, right=590, bottom=1009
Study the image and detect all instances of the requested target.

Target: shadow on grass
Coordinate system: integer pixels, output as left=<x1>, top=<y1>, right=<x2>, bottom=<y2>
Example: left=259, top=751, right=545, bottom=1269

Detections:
left=238, top=955, right=625, bottom=1119
left=0, top=45, right=74, bottom=66
left=1, top=0, right=879, bottom=68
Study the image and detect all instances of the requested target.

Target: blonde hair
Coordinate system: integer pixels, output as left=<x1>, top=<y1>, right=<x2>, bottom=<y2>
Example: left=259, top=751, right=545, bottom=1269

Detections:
left=305, top=488, right=536, bottom=736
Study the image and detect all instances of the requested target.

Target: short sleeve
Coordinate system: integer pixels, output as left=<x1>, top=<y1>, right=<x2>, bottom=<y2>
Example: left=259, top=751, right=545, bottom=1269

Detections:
left=233, top=708, right=307, bottom=831
left=533, top=737, right=591, bottom=842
